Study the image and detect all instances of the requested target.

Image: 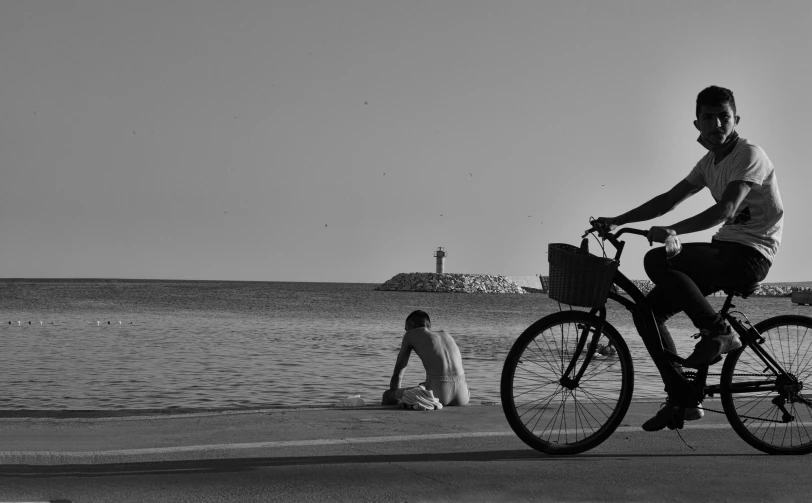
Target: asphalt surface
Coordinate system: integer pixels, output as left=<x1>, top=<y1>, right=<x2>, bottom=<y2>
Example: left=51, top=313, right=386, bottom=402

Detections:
left=1, top=401, right=811, bottom=502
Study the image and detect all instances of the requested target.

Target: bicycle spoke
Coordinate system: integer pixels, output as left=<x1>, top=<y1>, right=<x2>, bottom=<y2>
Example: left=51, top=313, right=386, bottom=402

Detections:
left=514, top=384, right=560, bottom=410
left=576, top=387, right=616, bottom=422
left=571, top=391, right=599, bottom=440
left=571, top=393, right=588, bottom=443
left=531, top=333, right=568, bottom=377
left=555, top=323, right=567, bottom=375
left=738, top=391, right=773, bottom=419
left=519, top=386, right=561, bottom=430
left=790, top=402, right=812, bottom=444
left=578, top=358, right=624, bottom=386
left=538, top=388, right=569, bottom=440
left=512, top=364, right=560, bottom=384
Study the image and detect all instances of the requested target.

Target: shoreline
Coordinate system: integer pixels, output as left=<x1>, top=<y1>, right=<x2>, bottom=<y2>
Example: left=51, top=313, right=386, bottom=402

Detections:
left=0, top=398, right=683, bottom=419
left=0, top=405, right=336, bottom=419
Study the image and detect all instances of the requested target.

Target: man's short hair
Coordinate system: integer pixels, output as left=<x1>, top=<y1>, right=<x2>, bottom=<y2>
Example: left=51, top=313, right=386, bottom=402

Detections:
left=405, top=310, right=431, bottom=330
left=696, top=85, right=737, bottom=116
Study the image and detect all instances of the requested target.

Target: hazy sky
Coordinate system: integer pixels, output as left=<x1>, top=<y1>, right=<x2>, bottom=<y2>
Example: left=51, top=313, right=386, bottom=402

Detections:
left=1, top=1, right=810, bottom=283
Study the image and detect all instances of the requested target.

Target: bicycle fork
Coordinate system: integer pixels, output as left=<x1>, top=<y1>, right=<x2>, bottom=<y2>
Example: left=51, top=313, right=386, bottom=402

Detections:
left=558, top=307, right=607, bottom=390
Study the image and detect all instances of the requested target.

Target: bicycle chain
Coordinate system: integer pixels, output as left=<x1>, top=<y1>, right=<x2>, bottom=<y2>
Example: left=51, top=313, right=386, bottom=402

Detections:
left=689, top=373, right=792, bottom=423
left=699, top=405, right=791, bottom=424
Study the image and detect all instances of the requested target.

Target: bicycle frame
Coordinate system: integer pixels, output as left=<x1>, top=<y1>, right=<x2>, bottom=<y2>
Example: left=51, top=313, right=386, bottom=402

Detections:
left=563, top=227, right=801, bottom=414
left=714, top=297, right=809, bottom=411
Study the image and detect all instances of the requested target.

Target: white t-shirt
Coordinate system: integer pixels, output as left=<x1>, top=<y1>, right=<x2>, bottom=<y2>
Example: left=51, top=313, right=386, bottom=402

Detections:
left=684, top=137, right=784, bottom=263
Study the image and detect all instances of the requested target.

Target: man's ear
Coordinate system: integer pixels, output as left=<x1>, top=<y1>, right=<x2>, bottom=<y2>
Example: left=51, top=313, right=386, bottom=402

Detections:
left=693, top=119, right=699, bottom=131
left=735, top=115, right=740, bottom=126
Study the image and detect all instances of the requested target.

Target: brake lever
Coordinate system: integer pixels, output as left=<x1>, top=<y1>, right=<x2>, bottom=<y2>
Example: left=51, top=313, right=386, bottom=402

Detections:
left=584, top=223, right=610, bottom=239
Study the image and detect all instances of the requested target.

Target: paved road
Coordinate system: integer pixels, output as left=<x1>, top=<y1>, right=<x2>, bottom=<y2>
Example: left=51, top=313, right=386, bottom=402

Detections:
left=1, top=403, right=810, bottom=502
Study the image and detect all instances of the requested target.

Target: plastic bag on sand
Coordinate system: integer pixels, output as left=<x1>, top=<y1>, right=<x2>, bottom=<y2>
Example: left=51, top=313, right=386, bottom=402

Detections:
left=336, top=395, right=365, bottom=407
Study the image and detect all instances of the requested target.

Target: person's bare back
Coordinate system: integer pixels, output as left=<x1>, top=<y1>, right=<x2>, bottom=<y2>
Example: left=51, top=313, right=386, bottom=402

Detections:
left=382, top=310, right=469, bottom=406
left=405, top=327, right=465, bottom=377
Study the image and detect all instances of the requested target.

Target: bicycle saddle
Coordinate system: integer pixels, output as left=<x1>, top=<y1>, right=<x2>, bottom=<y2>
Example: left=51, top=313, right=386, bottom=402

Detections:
left=721, top=282, right=760, bottom=298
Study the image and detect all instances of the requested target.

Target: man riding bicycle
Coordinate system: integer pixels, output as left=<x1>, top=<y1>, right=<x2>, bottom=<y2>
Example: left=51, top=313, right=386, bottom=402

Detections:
left=597, top=85, right=784, bottom=431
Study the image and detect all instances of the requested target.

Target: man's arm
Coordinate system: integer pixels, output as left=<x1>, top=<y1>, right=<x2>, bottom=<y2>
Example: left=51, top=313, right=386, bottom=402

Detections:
left=649, top=180, right=753, bottom=242
left=389, top=335, right=412, bottom=391
left=613, top=180, right=702, bottom=226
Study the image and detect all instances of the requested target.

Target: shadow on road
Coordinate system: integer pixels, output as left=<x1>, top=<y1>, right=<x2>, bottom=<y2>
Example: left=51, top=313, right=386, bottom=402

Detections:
left=0, top=449, right=761, bottom=478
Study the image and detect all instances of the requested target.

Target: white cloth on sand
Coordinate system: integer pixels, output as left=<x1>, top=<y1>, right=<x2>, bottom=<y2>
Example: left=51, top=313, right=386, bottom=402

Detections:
left=397, top=385, right=443, bottom=411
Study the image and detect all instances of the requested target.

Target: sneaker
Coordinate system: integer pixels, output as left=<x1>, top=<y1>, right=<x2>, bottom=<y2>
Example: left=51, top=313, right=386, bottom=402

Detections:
left=683, top=324, right=741, bottom=368
left=642, top=401, right=682, bottom=431
left=642, top=398, right=703, bottom=431
left=684, top=402, right=704, bottom=421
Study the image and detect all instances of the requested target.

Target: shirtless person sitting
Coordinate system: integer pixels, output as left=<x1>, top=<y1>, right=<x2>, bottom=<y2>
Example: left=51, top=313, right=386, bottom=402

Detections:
left=381, top=310, right=470, bottom=406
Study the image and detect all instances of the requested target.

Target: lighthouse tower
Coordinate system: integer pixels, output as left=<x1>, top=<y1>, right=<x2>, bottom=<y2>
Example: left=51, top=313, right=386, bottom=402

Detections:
left=434, top=247, right=447, bottom=274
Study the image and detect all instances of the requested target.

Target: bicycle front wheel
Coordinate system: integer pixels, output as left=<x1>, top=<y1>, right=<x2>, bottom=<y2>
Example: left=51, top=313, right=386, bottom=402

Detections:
left=501, top=310, right=634, bottom=455
left=721, top=315, right=812, bottom=455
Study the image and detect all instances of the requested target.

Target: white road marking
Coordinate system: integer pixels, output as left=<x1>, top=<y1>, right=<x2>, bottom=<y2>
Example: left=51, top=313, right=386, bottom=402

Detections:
left=0, top=423, right=746, bottom=465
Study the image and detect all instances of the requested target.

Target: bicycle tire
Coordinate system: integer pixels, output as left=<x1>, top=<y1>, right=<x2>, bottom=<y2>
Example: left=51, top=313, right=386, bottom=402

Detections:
left=721, top=314, right=812, bottom=455
left=501, top=310, right=634, bottom=455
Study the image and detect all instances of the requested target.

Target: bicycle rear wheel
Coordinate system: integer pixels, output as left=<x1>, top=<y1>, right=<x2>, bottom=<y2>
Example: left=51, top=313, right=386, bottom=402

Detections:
left=501, top=310, right=633, bottom=455
left=721, top=315, right=812, bottom=455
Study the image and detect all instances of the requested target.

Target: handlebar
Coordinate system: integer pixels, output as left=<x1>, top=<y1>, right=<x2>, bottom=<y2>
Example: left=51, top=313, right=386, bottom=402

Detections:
left=615, top=228, right=650, bottom=238
left=583, top=221, right=648, bottom=247
left=583, top=220, right=682, bottom=260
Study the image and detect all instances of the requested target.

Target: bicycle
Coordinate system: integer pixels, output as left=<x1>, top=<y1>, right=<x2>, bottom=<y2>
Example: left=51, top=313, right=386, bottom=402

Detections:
left=500, top=221, right=812, bottom=455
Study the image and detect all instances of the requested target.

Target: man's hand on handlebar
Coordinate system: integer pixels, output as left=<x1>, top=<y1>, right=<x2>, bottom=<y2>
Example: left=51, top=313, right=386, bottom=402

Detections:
left=648, top=226, right=683, bottom=259
left=594, top=217, right=620, bottom=232
left=647, top=226, right=676, bottom=245
left=584, top=219, right=667, bottom=256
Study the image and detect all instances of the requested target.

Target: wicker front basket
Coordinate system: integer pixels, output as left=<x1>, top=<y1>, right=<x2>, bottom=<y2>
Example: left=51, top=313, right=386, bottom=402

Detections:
left=548, top=243, right=618, bottom=308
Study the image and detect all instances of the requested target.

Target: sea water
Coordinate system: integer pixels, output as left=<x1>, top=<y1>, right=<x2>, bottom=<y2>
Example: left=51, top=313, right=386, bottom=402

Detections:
left=0, top=279, right=806, bottom=410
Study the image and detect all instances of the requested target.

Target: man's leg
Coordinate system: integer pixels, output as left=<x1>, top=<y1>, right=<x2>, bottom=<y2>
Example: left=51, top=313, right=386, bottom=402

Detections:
left=640, top=242, right=736, bottom=430
left=647, top=241, right=771, bottom=368
left=644, top=243, right=728, bottom=332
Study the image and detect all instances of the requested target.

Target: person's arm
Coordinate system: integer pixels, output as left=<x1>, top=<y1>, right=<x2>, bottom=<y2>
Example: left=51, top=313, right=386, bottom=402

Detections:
left=389, top=334, right=412, bottom=391
left=649, top=180, right=753, bottom=243
left=613, top=179, right=702, bottom=226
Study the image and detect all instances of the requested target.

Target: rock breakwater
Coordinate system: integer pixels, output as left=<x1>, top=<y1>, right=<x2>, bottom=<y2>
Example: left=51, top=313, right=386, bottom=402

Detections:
left=615, top=280, right=802, bottom=298
left=375, top=273, right=805, bottom=298
left=375, top=273, right=526, bottom=294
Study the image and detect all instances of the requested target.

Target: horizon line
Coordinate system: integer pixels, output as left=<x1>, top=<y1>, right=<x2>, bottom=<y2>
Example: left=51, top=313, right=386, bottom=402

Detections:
left=0, top=276, right=810, bottom=286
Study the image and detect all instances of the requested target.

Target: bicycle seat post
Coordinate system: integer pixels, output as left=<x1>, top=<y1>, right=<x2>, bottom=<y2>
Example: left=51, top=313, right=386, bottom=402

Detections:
left=719, top=292, right=736, bottom=316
